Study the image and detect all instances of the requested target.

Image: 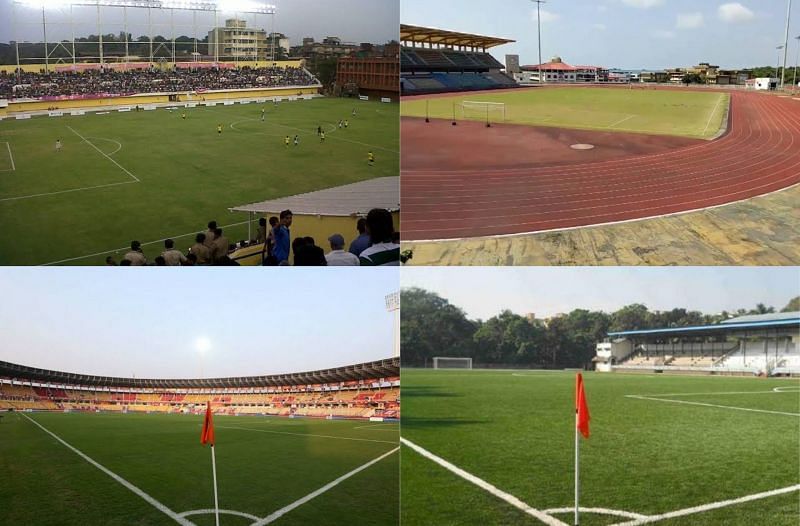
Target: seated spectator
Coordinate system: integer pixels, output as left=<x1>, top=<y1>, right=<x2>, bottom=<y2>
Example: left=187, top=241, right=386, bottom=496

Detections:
left=325, top=234, right=360, bottom=266
left=105, top=256, right=117, bottom=266
left=123, top=240, right=147, bottom=266
left=294, top=243, right=327, bottom=266
left=184, top=253, right=197, bottom=266
left=359, top=209, right=400, bottom=266
left=348, top=218, right=371, bottom=256
left=212, top=227, right=229, bottom=262
left=190, top=233, right=211, bottom=265
left=204, top=221, right=217, bottom=251
left=256, top=217, right=268, bottom=244
left=161, top=239, right=187, bottom=266
left=154, top=256, right=167, bottom=266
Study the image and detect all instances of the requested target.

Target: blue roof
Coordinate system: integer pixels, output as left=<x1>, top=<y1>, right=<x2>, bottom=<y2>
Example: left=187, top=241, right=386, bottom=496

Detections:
left=608, top=318, right=800, bottom=337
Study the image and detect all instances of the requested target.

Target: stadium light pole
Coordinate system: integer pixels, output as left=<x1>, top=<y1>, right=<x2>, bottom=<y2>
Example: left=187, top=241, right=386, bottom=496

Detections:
left=780, top=0, right=792, bottom=90
left=794, top=35, right=800, bottom=90
left=531, top=0, right=546, bottom=82
left=776, top=45, right=785, bottom=86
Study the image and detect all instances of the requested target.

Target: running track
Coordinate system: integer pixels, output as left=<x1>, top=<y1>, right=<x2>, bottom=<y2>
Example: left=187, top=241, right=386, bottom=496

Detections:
left=401, top=91, right=800, bottom=241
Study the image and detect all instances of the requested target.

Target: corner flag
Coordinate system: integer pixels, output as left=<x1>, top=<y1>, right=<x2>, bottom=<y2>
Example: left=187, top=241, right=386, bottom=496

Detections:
left=201, top=401, right=215, bottom=446
left=576, top=373, right=590, bottom=439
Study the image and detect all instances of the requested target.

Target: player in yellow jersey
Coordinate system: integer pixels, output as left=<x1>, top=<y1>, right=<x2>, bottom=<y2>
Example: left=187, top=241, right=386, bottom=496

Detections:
left=182, top=112, right=186, bottom=120
left=217, top=124, right=222, bottom=135
left=368, top=151, right=374, bottom=166
left=285, top=135, right=290, bottom=147
left=320, top=130, right=326, bottom=142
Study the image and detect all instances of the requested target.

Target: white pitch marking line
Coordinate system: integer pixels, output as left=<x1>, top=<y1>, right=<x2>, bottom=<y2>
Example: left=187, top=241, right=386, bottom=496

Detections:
left=607, top=114, right=636, bottom=128
left=251, top=446, right=399, bottom=526
left=67, top=125, right=139, bottom=182
left=774, top=386, right=800, bottom=392
left=3, top=141, right=15, bottom=171
left=215, top=424, right=398, bottom=444
left=86, top=136, right=123, bottom=157
left=610, top=484, right=800, bottom=526
left=629, top=390, right=796, bottom=397
left=0, top=180, right=137, bottom=203
left=401, top=437, right=568, bottom=526
left=702, top=94, right=725, bottom=136
left=39, top=219, right=251, bottom=266
left=178, top=509, right=260, bottom=521
left=625, top=395, right=800, bottom=417
left=352, top=423, right=398, bottom=430
left=544, top=507, right=648, bottom=520
left=20, top=413, right=196, bottom=526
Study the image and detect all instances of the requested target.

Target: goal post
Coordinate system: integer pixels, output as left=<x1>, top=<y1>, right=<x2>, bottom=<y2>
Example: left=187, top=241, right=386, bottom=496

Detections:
left=432, top=357, right=473, bottom=369
left=459, top=101, right=506, bottom=125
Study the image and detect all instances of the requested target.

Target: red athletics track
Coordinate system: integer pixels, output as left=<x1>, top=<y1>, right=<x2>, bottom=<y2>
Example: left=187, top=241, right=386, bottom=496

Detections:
left=401, top=90, right=800, bottom=241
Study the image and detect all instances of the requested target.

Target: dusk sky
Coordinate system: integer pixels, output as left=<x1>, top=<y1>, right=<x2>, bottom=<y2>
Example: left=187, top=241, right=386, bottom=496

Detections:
left=0, top=268, right=397, bottom=379
left=402, top=0, right=800, bottom=70
left=402, top=267, right=800, bottom=321
left=0, top=0, right=399, bottom=47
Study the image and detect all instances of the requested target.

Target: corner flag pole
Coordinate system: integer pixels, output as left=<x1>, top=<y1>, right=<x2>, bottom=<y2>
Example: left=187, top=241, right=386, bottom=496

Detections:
left=574, top=407, right=580, bottom=526
left=211, top=444, right=220, bottom=526
left=574, top=373, right=590, bottom=526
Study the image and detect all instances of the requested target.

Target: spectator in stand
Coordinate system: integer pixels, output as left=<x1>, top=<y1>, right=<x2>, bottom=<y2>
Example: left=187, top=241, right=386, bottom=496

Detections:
left=161, top=238, right=187, bottom=266
left=272, top=209, right=292, bottom=264
left=105, top=256, right=117, bottom=266
left=204, top=221, right=217, bottom=251
left=348, top=217, right=371, bottom=256
left=359, top=209, right=400, bottom=266
left=123, top=240, right=147, bottom=266
left=119, top=259, right=132, bottom=266
left=190, top=233, right=211, bottom=265
left=294, top=243, right=327, bottom=266
left=154, top=256, right=167, bottom=266
left=325, top=234, right=360, bottom=266
left=184, top=253, right=197, bottom=266
left=212, top=227, right=229, bottom=262
left=256, top=217, right=268, bottom=244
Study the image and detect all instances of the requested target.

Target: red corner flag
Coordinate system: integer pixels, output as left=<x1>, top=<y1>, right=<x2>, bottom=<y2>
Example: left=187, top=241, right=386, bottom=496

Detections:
left=576, top=373, right=590, bottom=439
left=201, top=401, right=215, bottom=446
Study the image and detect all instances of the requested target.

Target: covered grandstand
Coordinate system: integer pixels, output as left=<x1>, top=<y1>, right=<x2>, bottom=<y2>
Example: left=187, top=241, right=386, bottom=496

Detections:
left=595, top=312, right=800, bottom=376
left=0, top=357, right=400, bottom=420
left=400, top=24, right=517, bottom=95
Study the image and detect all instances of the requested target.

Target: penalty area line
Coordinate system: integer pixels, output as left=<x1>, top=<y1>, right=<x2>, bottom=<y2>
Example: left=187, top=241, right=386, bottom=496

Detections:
left=20, top=413, right=195, bottom=526
left=214, top=424, right=398, bottom=444
left=401, top=437, right=568, bottom=526
left=251, top=446, right=399, bottom=525
left=67, top=125, right=139, bottom=182
left=625, top=395, right=800, bottom=417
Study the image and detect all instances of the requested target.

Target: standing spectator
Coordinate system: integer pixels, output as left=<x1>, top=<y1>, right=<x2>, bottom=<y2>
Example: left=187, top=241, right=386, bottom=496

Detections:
left=190, top=233, right=211, bottom=265
left=348, top=218, right=371, bottom=256
left=256, top=217, right=268, bottom=244
left=161, top=239, right=187, bottom=266
left=359, top=209, right=400, bottom=266
left=212, top=227, right=229, bottom=262
left=272, top=209, right=292, bottom=264
left=123, top=241, right=147, bottom=266
left=204, top=221, right=217, bottom=250
left=325, top=234, right=360, bottom=266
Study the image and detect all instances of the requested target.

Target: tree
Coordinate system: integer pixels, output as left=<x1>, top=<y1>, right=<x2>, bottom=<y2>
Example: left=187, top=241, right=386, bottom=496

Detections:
left=472, top=310, right=547, bottom=365
left=610, top=304, right=650, bottom=332
left=400, top=288, right=477, bottom=367
left=781, top=296, right=800, bottom=312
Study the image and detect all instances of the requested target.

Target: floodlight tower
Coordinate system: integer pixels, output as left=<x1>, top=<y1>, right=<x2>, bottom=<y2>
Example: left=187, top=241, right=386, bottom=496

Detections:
left=386, top=291, right=400, bottom=358
left=531, top=0, right=546, bottom=82
left=780, top=0, right=792, bottom=90
left=794, top=35, right=800, bottom=90
left=777, top=45, right=785, bottom=85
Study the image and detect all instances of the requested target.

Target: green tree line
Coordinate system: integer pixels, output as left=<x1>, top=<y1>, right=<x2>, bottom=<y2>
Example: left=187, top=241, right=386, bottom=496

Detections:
left=401, top=287, right=799, bottom=369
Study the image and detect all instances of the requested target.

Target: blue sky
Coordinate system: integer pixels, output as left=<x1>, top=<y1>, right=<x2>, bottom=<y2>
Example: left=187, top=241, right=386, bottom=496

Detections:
left=402, top=267, right=800, bottom=321
left=0, top=268, right=397, bottom=379
left=401, top=0, right=800, bottom=70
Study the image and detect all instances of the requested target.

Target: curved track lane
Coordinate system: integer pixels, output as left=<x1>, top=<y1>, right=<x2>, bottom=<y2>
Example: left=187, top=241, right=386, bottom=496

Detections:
left=401, top=91, right=800, bottom=241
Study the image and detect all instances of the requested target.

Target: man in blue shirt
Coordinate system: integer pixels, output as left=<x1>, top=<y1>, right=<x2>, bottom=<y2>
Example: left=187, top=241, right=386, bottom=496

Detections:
left=348, top=217, right=371, bottom=256
left=271, top=209, right=293, bottom=264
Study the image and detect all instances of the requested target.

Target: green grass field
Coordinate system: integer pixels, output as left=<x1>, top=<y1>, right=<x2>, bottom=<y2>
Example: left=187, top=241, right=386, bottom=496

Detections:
left=401, top=369, right=799, bottom=526
left=0, top=98, right=398, bottom=265
left=401, top=87, right=728, bottom=139
left=0, top=412, right=399, bottom=525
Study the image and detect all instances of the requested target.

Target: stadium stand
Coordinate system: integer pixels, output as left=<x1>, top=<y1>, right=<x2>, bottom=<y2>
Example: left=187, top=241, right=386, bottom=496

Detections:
left=0, top=358, right=400, bottom=420
left=400, top=25, right=517, bottom=95
left=595, top=312, right=800, bottom=376
left=0, top=66, right=317, bottom=100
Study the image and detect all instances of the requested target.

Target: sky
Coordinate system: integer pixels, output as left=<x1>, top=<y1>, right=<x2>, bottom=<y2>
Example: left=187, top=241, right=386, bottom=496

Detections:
left=402, top=267, right=800, bottom=321
left=0, top=0, right=399, bottom=47
left=0, top=268, right=397, bottom=379
left=402, top=0, right=800, bottom=70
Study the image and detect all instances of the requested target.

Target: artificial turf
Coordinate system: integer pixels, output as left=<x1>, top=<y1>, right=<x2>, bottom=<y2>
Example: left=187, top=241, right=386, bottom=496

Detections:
left=0, top=411, right=399, bottom=525
left=400, top=87, right=728, bottom=140
left=400, top=369, right=800, bottom=526
left=0, top=97, right=399, bottom=265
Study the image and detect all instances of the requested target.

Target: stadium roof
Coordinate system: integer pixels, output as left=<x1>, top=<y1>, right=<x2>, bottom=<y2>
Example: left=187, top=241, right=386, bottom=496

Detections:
left=400, top=24, right=515, bottom=50
left=720, top=311, right=800, bottom=324
left=608, top=317, right=800, bottom=338
left=0, top=358, right=399, bottom=389
left=230, top=177, right=399, bottom=216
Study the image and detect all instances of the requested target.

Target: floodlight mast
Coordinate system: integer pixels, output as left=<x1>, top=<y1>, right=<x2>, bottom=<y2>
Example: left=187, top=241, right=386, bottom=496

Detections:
left=531, top=0, right=546, bottom=82
left=794, top=35, right=800, bottom=90
left=780, top=0, right=792, bottom=90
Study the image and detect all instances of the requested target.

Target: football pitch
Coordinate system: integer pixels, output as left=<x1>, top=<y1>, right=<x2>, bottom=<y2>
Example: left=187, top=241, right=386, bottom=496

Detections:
left=400, top=87, right=729, bottom=139
left=401, top=369, right=800, bottom=526
left=0, top=98, right=399, bottom=265
left=0, top=411, right=399, bottom=525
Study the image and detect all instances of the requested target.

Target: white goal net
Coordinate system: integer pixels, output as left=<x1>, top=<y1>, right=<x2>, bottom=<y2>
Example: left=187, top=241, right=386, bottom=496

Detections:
left=459, top=101, right=506, bottom=123
left=432, top=357, right=473, bottom=369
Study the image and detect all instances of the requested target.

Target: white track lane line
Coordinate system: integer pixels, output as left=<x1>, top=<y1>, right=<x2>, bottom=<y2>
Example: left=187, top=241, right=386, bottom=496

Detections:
left=21, top=413, right=195, bottom=526
left=610, top=484, right=800, bottom=526
left=67, top=125, right=139, bottom=182
left=625, top=395, right=800, bottom=417
left=401, top=437, right=568, bottom=526
left=251, top=446, right=399, bottom=525
left=215, top=424, right=398, bottom=445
